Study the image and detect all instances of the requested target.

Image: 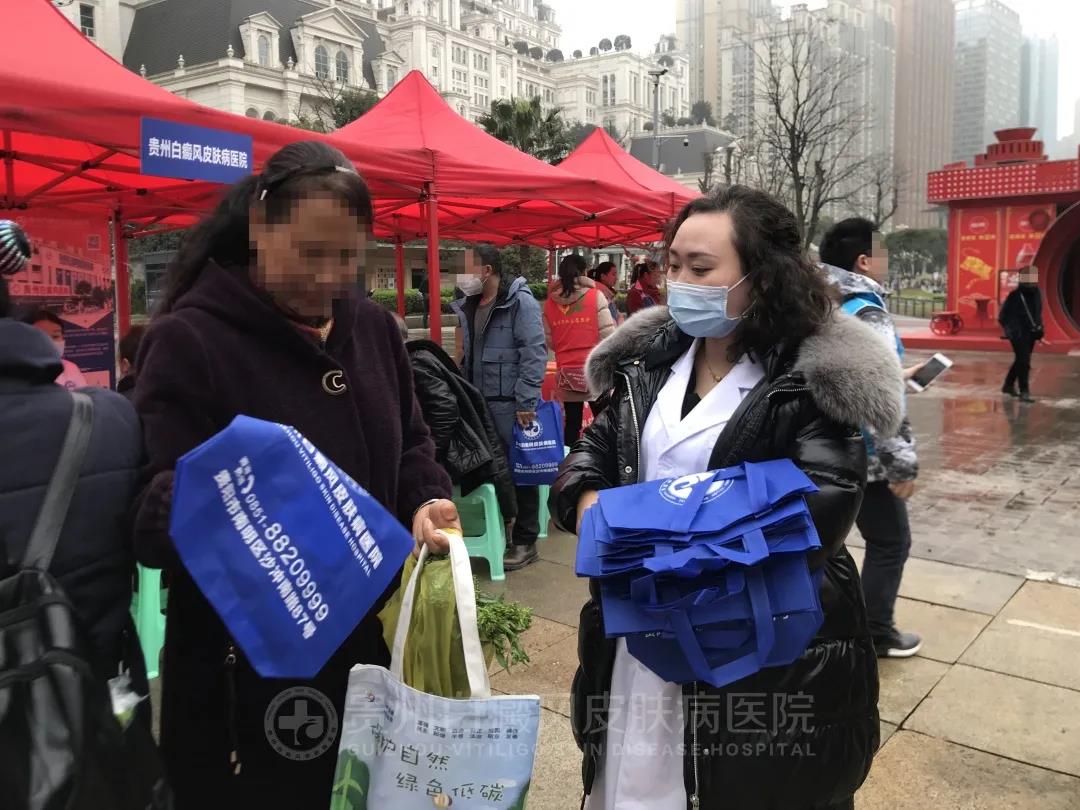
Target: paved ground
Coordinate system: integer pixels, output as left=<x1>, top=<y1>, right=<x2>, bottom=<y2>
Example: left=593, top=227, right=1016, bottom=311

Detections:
left=473, top=348, right=1080, bottom=809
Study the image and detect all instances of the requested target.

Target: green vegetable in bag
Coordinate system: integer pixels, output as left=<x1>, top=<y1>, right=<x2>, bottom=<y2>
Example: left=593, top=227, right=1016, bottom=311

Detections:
left=378, top=555, right=533, bottom=698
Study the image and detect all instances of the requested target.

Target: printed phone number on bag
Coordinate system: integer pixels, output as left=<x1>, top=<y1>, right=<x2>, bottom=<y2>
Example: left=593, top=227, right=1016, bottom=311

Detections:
left=214, top=463, right=329, bottom=641
left=283, top=428, right=384, bottom=575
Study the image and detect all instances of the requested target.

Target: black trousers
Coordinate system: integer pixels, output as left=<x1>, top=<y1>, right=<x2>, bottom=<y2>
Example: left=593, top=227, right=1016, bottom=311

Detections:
left=855, top=481, right=912, bottom=639
left=512, top=484, right=540, bottom=546
left=563, top=400, right=600, bottom=449
left=420, top=294, right=429, bottom=329
left=1004, top=336, right=1036, bottom=394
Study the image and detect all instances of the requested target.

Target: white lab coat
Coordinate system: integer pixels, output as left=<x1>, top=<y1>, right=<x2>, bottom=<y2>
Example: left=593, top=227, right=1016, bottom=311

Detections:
left=585, top=341, right=765, bottom=810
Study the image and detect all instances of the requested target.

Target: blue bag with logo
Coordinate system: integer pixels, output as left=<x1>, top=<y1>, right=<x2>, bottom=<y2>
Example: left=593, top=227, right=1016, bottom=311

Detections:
left=169, top=415, right=415, bottom=679
left=509, top=400, right=564, bottom=486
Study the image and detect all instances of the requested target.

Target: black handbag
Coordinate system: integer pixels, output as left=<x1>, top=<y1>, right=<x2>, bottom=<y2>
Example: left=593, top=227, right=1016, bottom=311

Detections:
left=1019, top=292, right=1045, bottom=341
left=0, top=393, right=173, bottom=810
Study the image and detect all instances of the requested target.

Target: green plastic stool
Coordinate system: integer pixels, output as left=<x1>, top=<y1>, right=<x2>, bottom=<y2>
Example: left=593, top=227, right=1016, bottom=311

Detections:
left=453, top=484, right=506, bottom=581
left=535, top=446, right=570, bottom=541
left=130, top=565, right=167, bottom=680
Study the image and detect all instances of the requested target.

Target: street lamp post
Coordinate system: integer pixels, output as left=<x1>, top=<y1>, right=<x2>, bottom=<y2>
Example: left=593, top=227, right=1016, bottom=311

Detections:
left=648, top=67, right=668, bottom=170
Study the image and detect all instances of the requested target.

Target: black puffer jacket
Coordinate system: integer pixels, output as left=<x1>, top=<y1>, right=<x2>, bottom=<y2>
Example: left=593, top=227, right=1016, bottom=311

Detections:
left=0, top=319, right=143, bottom=681
left=552, top=307, right=905, bottom=810
left=406, top=339, right=517, bottom=520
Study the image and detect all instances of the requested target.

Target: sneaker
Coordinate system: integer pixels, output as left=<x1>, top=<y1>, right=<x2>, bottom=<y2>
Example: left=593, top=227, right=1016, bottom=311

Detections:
left=874, top=629, right=922, bottom=658
left=504, top=543, right=539, bottom=572
left=1001, top=386, right=1018, bottom=397
left=1019, top=392, right=1036, bottom=403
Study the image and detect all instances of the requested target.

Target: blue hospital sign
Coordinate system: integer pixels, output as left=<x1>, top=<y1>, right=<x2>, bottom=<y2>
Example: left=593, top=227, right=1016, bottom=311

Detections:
left=140, top=118, right=253, bottom=183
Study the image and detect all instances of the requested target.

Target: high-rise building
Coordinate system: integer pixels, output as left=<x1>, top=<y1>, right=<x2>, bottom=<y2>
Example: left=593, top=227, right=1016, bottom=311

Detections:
left=1020, top=35, right=1059, bottom=150
left=951, top=0, right=1022, bottom=164
left=676, top=0, right=772, bottom=128
left=894, top=0, right=954, bottom=227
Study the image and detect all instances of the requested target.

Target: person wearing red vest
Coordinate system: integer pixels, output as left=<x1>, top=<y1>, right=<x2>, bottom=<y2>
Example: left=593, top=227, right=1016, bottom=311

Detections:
left=544, top=254, right=616, bottom=448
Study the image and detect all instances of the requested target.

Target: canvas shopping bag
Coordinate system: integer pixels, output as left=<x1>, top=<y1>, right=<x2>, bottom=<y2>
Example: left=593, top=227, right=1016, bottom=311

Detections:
left=333, top=534, right=541, bottom=810
left=509, top=400, right=564, bottom=486
left=170, top=415, right=415, bottom=679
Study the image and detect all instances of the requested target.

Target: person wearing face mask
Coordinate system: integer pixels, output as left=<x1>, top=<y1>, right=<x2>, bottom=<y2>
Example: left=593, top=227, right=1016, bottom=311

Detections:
left=820, top=217, right=923, bottom=659
left=451, top=244, right=547, bottom=571
left=24, top=309, right=88, bottom=390
left=998, top=266, right=1043, bottom=402
left=552, top=187, right=902, bottom=810
left=131, top=141, right=458, bottom=806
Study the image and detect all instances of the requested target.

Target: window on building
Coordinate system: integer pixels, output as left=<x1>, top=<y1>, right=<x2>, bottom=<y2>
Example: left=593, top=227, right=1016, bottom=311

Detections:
left=431, top=44, right=440, bottom=59
left=474, top=75, right=489, bottom=89
left=79, top=3, right=95, bottom=38
left=499, top=65, right=508, bottom=80
left=473, top=53, right=489, bottom=71
left=336, top=51, right=350, bottom=83
left=632, top=74, right=639, bottom=104
left=258, top=35, right=271, bottom=66
left=452, top=45, right=468, bottom=65
left=314, top=45, right=330, bottom=79
left=474, top=92, right=489, bottom=108
left=387, top=67, right=399, bottom=87
left=245, top=107, right=259, bottom=118
left=262, top=111, right=276, bottom=122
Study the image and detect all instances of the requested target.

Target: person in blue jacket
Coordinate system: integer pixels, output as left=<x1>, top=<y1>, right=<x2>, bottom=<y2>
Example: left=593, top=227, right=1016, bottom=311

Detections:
left=452, top=244, right=547, bottom=570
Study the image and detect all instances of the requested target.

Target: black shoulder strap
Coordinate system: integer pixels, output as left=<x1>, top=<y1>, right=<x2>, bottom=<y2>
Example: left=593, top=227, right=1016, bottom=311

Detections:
left=22, top=391, right=94, bottom=571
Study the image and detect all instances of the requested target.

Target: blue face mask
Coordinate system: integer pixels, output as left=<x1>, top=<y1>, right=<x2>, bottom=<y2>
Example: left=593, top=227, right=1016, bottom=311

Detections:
left=666, top=276, right=747, bottom=338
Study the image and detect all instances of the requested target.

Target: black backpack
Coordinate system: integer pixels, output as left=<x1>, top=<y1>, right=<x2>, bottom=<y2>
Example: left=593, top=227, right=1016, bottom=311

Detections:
left=0, top=392, right=172, bottom=810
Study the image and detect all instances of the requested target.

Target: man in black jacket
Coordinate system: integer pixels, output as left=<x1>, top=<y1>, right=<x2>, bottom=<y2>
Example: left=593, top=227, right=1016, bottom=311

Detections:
left=999, top=266, right=1043, bottom=402
left=396, top=315, right=517, bottom=525
left=0, top=220, right=145, bottom=683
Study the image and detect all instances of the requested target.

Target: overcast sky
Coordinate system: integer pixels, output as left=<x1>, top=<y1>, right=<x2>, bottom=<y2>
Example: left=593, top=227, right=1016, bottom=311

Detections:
left=547, top=0, right=1080, bottom=138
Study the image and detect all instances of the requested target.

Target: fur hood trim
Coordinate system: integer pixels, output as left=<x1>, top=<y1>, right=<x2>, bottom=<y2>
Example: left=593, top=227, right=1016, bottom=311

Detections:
left=585, top=306, right=903, bottom=435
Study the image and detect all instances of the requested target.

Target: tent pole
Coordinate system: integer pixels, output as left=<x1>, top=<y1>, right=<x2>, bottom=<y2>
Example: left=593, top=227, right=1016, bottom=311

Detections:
left=394, top=238, right=406, bottom=318
left=113, top=214, right=131, bottom=337
left=548, top=247, right=556, bottom=283
left=2, top=130, right=13, bottom=208
left=425, top=187, right=442, bottom=343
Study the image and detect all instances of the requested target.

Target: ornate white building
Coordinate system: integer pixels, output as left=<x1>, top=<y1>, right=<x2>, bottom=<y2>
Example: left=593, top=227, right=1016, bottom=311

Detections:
left=59, top=0, right=688, bottom=134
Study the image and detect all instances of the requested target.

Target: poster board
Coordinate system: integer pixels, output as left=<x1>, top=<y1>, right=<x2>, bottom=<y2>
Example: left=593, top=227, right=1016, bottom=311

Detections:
left=5, top=212, right=116, bottom=388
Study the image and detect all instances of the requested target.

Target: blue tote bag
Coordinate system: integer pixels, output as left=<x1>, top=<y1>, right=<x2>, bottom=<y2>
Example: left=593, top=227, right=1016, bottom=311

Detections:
left=170, top=415, right=415, bottom=679
left=509, top=400, right=564, bottom=486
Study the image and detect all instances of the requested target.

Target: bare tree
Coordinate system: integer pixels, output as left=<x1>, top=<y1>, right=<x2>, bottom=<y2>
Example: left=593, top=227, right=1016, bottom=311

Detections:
left=698, top=152, right=715, bottom=194
left=864, top=154, right=906, bottom=230
left=750, top=17, right=875, bottom=250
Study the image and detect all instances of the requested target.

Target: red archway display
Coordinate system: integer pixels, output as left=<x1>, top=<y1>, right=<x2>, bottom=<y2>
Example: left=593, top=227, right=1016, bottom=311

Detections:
left=906, top=128, right=1080, bottom=353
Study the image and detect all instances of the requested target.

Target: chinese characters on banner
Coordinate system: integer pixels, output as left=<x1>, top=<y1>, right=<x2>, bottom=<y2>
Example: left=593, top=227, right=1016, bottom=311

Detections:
left=141, top=117, right=253, bottom=183
left=4, top=211, right=116, bottom=388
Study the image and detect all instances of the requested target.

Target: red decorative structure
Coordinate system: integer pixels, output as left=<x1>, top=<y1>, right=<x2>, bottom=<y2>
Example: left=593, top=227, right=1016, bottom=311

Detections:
left=906, top=128, right=1080, bottom=353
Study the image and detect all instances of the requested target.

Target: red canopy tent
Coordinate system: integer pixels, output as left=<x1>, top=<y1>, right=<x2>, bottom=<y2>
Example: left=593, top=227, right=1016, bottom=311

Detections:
left=554, top=128, right=695, bottom=246
left=1, top=0, right=431, bottom=332
left=328, top=72, right=675, bottom=336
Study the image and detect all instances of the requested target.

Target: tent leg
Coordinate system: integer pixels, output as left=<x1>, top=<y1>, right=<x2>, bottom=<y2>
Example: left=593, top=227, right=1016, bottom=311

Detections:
left=113, top=215, right=131, bottom=337
left=426, top=195, right=442, bottom=344
left=2, top=131, right=13, bottom=208
left=548, top=247, right=556, bottom=283
left=394, top=239, right=406, bottom=318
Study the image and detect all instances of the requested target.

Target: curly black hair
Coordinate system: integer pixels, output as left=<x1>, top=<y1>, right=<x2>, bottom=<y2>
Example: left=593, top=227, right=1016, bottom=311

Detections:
left=665, top=185, right=834, bottom=361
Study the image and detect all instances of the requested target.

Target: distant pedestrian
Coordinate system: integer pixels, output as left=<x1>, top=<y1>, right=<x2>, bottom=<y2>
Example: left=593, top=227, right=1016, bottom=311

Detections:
left=821, top=217, right=922, bottom=658
left=545, top=254, right=615, bottom=447
left=417, top=270, right=430, bottom=330
left=24, top=308, right=88, bottom=390
left=626, top=260, right=664, bottom=315
left=451, top=244, right=546, bottom=571
left=117, top=324, right=146, bottom=401
left=998, top=266, right=1043, bottom=403
left=589, top=261, right=622, bottom=325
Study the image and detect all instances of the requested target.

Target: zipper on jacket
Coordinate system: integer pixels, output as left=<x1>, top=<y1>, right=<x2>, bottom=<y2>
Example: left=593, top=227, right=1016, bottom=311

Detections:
left=765, top=385, right=810, bottom=401
left=617, top=369, right=642, bottom=479
left=690, top=685, right=701, bottom=808
left=224, top=643, right=242, bottom=775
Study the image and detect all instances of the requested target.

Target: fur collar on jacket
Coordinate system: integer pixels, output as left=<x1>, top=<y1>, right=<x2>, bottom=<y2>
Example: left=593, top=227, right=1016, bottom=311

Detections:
left=585, top=306, right=904, bottom=436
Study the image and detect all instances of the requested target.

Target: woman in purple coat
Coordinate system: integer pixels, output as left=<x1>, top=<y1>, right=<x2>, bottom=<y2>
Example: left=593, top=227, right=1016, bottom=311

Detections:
left=132, top=142, right=458, bottom=807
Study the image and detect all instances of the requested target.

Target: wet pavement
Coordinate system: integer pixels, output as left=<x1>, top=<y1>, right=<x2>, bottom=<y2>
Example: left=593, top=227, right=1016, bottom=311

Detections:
left=900, top=349, right=1080, bottom=584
